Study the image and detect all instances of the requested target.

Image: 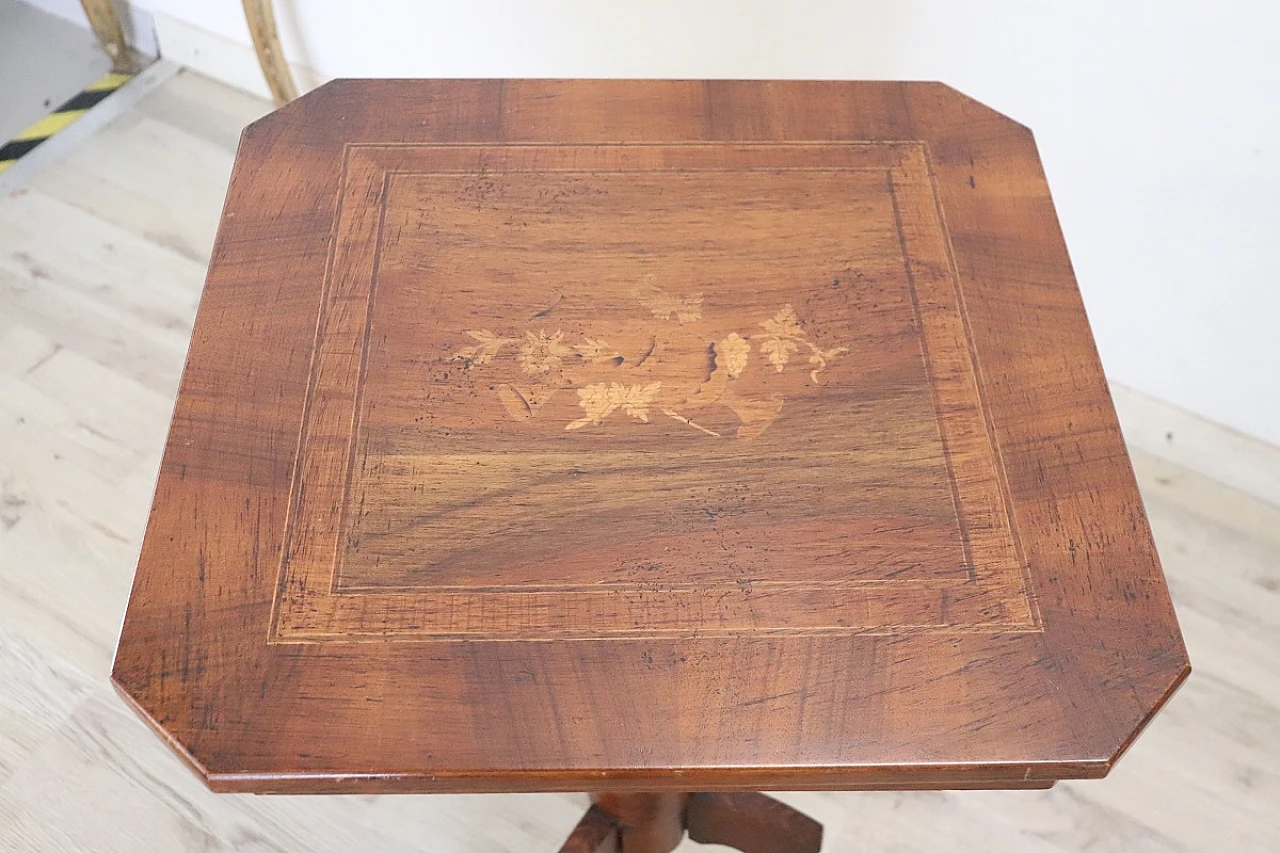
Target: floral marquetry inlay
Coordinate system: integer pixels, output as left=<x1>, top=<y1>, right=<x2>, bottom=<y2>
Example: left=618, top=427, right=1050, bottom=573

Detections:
left=454, top=285, right=847, bottom=439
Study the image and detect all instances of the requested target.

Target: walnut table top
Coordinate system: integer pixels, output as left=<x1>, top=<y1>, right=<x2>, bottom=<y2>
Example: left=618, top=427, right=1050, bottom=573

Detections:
left=113, top=80, right=1189, bottom=797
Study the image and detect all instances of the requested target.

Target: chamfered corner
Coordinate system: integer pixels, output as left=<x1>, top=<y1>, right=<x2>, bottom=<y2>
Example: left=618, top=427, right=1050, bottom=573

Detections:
left=1105, top=659, right=1192, bottom=773
left=238, top=77, right=367, bottom=144
left=110, top=672, right=215, bottom=787
left=919, top=80, right=1035, bottom=137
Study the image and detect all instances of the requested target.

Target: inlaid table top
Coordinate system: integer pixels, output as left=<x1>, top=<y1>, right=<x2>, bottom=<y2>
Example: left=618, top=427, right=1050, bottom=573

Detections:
left=113, top=80, right=1189, bottom=795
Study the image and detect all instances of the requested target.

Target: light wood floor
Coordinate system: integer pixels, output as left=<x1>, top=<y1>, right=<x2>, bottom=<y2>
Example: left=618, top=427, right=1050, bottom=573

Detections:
left=1, top=70, right=1276, bottom=852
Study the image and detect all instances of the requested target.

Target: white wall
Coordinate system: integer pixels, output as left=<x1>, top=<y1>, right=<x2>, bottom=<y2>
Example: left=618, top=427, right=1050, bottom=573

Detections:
left=31, top=0, right=1280, bottom=446
left=17, top=0, right=159, bottom=56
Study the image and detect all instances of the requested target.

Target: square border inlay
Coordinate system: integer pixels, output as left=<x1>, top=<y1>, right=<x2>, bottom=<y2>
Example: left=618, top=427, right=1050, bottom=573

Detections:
left=269, top=141, right=1040, bottom=642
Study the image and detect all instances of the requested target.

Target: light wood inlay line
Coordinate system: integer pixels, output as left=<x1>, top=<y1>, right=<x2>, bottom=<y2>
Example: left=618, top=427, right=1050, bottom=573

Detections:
left=271, top=142, right=1034, bottom=642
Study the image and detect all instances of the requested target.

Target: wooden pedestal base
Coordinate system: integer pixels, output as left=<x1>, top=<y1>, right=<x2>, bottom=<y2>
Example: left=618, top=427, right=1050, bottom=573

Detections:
left=558, top=792, right=823, bottom=853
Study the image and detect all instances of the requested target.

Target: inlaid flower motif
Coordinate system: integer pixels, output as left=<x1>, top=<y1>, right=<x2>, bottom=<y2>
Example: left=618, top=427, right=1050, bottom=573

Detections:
left=518, top=330, right=574, bottom=376
left=452, top=283, right=848, bottom=439
left=566, top=382, right=662, bottom=431
left=636, top=285, right=703, bottom=324
left=456, top=329, right=513, bottom=366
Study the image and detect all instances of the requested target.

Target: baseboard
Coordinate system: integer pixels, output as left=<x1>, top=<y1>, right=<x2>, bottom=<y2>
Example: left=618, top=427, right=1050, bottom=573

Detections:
left=0, top=59, right=180, bottom=196
left=1110, top=382, right=1280, bottom=507
left=151, top=12, right=329, bottom=104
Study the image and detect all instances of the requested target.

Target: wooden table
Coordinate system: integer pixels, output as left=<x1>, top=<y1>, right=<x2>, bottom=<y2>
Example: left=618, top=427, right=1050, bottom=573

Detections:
left=113, top=80, right=1189, bottom=852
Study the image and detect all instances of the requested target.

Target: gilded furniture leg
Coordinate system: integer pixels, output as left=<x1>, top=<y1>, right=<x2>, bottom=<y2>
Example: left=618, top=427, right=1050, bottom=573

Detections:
left=79, top=0, right=131, bottom=73
left=241, top=0, right=298, bottom=106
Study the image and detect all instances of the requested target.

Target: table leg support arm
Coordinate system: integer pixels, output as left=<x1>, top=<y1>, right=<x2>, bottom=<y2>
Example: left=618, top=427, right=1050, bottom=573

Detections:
left=686, top=792, right=823, bottom=853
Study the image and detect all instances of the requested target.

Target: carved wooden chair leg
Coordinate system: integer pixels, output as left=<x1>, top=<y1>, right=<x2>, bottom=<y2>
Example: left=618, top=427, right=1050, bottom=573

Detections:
left=558, top=804, right=621, bottom=853
left=79, top=0, right=132, bottom=73
left=686, top=792, right=823, bottom=853
left=241, top=0, right=298, bottom=105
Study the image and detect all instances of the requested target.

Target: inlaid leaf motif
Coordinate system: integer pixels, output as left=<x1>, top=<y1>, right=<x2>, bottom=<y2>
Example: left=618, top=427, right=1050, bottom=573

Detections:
left=566, top=384, right=615, bottom=430
left=753, top=304, right=845, bottom=381
left=518, top=330, right=573, bottom=376
left=575, top=337, right=618, bottom=364
left=456, top=329, right=511, bottom=366
left=717, top=333, right=750, bottom=379
left=617, top=382, right=661, bottom=422
left=758, top=305, right=804, bottom=371
left=637, top=286, right=703, bottom=324
left=760, top=305, right=803, bottom=340
left=566, top=382, right=663, bottom=430
left=759, top=336, right=797, bottom=371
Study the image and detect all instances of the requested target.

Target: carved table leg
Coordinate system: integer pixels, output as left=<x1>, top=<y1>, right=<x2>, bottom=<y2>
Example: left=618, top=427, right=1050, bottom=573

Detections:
left=557, top=791, right=823, bottom=853
left=592, top=793, right=689, bottom=853
left=558, top=804, right=621, bottom=853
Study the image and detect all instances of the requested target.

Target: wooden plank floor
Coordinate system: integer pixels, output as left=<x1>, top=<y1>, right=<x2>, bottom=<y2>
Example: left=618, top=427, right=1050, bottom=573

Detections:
left=0, top=70, right=1276, bottom=852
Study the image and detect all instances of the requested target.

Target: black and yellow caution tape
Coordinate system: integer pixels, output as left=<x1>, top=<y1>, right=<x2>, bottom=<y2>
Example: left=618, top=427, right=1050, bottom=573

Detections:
left=0, top=72, right=132, bottom=174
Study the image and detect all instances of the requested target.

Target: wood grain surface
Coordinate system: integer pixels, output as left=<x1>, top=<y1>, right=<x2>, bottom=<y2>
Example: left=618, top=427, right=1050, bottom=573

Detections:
left=111, top=80, right=1189, bottom=795
left=273, top=141, right=1030, bottom=642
